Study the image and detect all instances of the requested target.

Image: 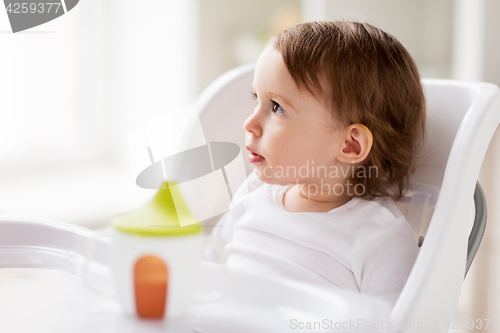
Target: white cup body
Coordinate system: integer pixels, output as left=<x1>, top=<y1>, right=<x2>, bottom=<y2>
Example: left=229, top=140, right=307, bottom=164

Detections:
left=110, top=228, right=204, bottom=319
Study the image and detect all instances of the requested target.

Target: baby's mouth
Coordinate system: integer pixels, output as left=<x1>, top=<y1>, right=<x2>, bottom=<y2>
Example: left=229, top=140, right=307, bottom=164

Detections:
left=246, top=146, right=265, bottom=163
left=248, top=152, right=265, bottom=163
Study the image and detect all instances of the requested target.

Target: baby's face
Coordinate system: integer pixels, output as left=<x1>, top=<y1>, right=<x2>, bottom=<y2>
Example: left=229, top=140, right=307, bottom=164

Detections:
left=244, top=45, right=345, bottom=186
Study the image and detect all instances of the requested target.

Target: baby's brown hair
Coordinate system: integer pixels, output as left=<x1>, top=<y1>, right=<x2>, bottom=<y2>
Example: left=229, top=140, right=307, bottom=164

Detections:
left=274, top=21, right=426, bottom=201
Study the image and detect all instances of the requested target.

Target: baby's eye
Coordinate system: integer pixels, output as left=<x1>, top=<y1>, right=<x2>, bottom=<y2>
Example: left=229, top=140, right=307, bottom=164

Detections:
left=251, top=92, right=259, bottom=106
left=272, top=101, right=285, bottom=115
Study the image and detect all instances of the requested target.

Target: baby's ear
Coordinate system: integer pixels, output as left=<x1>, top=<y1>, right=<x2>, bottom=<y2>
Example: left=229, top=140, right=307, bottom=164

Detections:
left=336, top=124, right=373, bottom=164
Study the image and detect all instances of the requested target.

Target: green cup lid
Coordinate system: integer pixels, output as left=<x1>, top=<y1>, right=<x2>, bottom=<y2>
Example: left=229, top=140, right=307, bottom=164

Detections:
left=112, top=181, right=203, bottom=236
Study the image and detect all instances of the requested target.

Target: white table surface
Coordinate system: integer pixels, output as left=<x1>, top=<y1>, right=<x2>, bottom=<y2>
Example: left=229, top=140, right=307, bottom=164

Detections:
left=0, top=216, right=394, bottom=333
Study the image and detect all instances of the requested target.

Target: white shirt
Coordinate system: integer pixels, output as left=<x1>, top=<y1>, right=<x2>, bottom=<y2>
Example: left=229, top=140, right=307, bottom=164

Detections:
left=205, top=171, right=418, bottom=306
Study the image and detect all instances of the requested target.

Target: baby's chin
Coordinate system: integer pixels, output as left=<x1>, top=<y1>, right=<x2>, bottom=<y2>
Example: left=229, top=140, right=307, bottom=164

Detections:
left=255, top=173, right=296, bottom=186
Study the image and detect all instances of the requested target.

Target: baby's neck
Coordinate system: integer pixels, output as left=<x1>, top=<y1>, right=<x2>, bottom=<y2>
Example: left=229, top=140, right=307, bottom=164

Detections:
left=282, top=184, right=353, bottom=213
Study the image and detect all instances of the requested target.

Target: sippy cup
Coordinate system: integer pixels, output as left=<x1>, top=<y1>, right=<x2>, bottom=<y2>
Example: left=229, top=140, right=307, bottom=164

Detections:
left=84, top=181, right=227, bottom=319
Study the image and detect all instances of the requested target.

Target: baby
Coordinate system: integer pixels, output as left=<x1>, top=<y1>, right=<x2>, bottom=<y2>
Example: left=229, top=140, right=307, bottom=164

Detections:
left=205, top=21, right=425, bottom=306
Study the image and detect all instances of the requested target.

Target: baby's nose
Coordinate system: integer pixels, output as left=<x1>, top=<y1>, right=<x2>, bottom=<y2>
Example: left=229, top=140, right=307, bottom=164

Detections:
left=244, top=112, right=262, bottom=137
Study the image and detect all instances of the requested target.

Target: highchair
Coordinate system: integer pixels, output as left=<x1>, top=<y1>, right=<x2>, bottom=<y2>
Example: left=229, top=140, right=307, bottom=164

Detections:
left=188, top=64, right=499, bottom=332
left=0, top=64, right=498, bottom=333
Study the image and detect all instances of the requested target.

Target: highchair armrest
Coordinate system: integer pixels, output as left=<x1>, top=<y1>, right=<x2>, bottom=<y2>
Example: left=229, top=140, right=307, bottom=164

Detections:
left=466, top=181, right=487, bottom=277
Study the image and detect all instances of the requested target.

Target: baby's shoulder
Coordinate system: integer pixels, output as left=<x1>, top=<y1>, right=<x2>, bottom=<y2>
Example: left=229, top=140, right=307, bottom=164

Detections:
left=354, top=196, right=404, bottom=221
left=352, top=196, right=416, bottom=248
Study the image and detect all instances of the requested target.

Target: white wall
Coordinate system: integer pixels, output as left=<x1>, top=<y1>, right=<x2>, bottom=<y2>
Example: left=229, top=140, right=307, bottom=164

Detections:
left=483, top=0, right=500, bottom=87
left=0, top=0, right=199, bottom=227
left=0, top=0, right=105, bottom=173
left=302, top=0, right=454, bottom=79
left=0, top=0, right=302, bottom=227
left=104, top=0, right=200, bottom=159
left=198, top=0, right=301, bottom=92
